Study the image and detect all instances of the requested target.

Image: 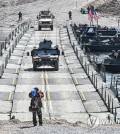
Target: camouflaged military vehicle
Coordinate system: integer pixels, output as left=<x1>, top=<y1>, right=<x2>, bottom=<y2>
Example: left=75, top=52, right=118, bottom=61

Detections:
left=37, top=10, right=54, bottom=31
left=31, top=39, right=60, bottom=71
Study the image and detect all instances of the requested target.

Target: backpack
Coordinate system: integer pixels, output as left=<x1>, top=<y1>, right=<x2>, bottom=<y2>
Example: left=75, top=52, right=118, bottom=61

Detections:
left=31, top=97, right=43, bottom=108
left=29, top=93, right=43, bottom=112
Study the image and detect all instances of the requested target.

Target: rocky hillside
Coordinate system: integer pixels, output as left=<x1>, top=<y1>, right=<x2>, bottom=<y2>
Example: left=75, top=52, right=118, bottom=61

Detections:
left=90, top=0, right=120, bottom=16
left=0, top=0, right=38, bottom=7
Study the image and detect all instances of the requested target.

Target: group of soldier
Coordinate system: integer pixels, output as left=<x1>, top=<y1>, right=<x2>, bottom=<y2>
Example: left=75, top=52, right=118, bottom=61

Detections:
left=80, top=5, right=95, bottom=14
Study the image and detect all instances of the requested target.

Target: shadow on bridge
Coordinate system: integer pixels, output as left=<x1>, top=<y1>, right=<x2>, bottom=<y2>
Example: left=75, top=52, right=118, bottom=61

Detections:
left=24, top=68, right=56, bottom=71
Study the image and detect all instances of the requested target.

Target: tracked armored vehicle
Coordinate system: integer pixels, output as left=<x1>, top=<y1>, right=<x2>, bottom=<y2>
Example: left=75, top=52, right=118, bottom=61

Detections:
left=101, top=50, right=120, bottom=73
left=81, top=26, right=117, bottom=43
left=82, top=38, right=120, bottom=52
left=31, top=39, right=60, bottom=71
left=37, top=10, right=54, bottom=31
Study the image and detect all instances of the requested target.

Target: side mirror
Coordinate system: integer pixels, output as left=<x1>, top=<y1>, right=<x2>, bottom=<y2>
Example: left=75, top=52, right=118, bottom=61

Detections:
left=62, top=51, right=64, bottom=55
left=27, top=52, right=30, bottom=56
left=37, top=15, right=39, bottom=20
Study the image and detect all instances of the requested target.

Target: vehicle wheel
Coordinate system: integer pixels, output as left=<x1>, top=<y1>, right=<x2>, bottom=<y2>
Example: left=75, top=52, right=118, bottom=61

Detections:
left=54, top=62, right=59, bottom=71
left=33, top=62, right=37, bottom=71
left=38, top=26, right=41, bottom=31
left=51, top=25, right=53, bottom=31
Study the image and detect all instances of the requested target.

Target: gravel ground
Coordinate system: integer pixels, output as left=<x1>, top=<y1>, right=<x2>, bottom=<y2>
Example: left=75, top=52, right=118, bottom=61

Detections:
left=0, top=119, right=120, bottom=134
left=0, top=0, right=120, bottom=133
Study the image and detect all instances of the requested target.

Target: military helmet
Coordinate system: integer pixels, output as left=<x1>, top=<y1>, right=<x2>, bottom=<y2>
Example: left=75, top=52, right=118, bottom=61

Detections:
left=34, top=87, right=39, bottom=92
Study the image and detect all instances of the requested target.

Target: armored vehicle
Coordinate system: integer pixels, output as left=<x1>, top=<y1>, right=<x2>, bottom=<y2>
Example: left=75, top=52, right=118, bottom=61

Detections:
left=31, top=39, right=60, bottom=71
left=37, top=10, right=54, bottom=31
left=101, top=50, right=120, bottom=72
left=81, top=26, right=117, bottom=44
left=82, top=38, right=120, bottom=52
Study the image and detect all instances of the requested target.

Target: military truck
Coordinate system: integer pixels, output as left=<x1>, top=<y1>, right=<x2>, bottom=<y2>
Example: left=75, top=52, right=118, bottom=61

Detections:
left=31, top=39, right=60, bottom=71
left=37, top=10, right=54, bottom=31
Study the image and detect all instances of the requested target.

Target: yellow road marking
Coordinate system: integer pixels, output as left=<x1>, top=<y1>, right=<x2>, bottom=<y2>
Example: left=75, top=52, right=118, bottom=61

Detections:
left=12, top=78, right=16, bottom=85
left=80, top=92, right=86, bottom=101
left=15, top=68, right=19, bottom=73
left=74, top=78, right=79, bottom=85
left=69, top=67, right=73, bottom=74
left=8, top=92, right=12, bottom=101
left=45, top=71, right=49, bottom=87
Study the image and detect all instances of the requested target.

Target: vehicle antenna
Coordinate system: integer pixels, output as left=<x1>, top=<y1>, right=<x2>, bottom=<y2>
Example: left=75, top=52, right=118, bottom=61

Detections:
left=34, top=19, right=36, bottom=47
left=56, top=21, right=58, bottom=46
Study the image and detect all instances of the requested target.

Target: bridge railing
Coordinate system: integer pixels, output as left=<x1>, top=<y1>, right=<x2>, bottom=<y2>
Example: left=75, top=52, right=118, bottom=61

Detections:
left=0, top=21, right=30, bottom=56
left=0, top=21, right=30, bottom=77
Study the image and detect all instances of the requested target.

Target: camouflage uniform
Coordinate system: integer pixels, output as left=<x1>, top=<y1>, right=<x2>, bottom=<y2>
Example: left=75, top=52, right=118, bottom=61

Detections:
left=31, top=92, right=43, bottom=126
left=32, top=107, right=42, bottom=126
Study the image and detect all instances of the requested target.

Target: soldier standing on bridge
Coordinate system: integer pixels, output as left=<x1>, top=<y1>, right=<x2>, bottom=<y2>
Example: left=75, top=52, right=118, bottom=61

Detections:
left=68, top=11, right=72, bottom=20
left=29, top=87, right=44, bottom=126
left=18, top=11, right=22, bottom=21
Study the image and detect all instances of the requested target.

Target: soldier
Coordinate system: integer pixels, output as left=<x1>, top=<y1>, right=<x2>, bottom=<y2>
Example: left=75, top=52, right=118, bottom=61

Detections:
left=68, top=11, right=72, bottom=20
left=90, top=5, right=94, bottom=15
left=30, top=87, right=44, bottom=126
left=18, top=12, right=22, bottom=21
left=87, top=6, right=90, bottom=13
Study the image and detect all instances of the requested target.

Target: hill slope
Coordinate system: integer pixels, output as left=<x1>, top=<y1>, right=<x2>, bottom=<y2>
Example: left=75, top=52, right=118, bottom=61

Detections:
left=89, top=0, right=120, bottom=16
